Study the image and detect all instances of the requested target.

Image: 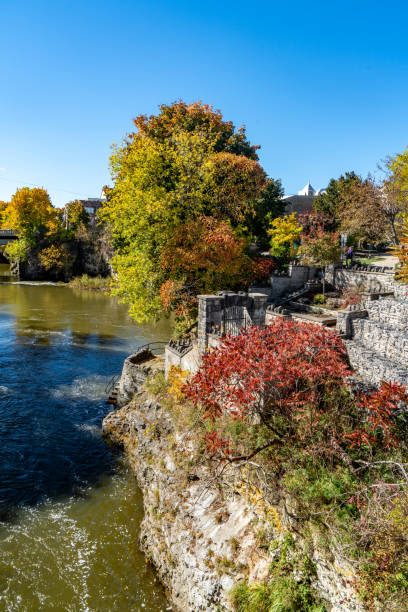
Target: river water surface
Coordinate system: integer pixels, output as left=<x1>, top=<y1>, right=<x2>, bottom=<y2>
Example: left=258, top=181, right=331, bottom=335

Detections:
left=0, top=264, right=170, bottom=611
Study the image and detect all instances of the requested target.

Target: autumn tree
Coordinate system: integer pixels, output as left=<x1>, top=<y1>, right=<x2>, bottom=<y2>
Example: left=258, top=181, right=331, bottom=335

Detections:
left=2, top=187, right=59, bottom=242
left=38, top=244, right=69, bottom=276
left=160, top=216, right=275, bottom=334
left=379, top=150, right=408, bottom=245
left=64, top=200, right=90, bottom=233
left=0, top=201, right=8, bottom=228
left=298, top=226, right=340, bottom=293
left=132, top=100, right=260, bottom=159
left=314, top=172, right=389, bottom=245
left=268, top=213, right=302, bottom=262
left=1, top=187, right=61, bottom=263
left=338, top=177, right=386, bottom=245
left=393, top=213, right=408, bottom=282
left=101, top=101, right=277, bottom=327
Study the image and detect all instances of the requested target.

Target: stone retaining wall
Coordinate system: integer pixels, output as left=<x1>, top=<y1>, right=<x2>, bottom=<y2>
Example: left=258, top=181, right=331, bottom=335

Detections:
left=116, top=350, right=154, bottom=407
left=325, top=266, right=395, bottom=293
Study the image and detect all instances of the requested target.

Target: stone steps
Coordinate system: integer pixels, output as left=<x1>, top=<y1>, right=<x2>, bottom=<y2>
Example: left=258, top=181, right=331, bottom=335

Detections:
left=107, top=383, right=120, bottom=405
left=345, top=339, right=408, bottom=387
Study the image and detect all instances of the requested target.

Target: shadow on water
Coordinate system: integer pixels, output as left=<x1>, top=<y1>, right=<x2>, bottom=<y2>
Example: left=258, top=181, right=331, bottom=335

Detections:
left=0, top=340, right=124, bottom=522
left=0, top=280, right=171, bottom=520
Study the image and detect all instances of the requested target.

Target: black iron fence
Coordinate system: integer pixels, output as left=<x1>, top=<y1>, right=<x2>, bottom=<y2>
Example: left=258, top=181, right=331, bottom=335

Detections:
left=208, top=306, right=265, bottom=337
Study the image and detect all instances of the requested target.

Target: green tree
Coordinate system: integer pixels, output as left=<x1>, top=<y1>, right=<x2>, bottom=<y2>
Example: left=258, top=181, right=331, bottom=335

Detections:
left=101, top=101, right=273, bottom=326
left=298, top=228, right=341, bottom=294
left=246, top=179, right=284, bottom=249
left=313, top=171, right=360, bottom=227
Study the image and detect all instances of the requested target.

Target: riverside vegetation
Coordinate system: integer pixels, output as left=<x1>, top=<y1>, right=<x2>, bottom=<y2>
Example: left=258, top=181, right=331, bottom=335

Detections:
left=68, top=274, right=111, bottom=292
left=81, top=105, right=408, bottom=608
left=0, top=190, right=112, bottom=281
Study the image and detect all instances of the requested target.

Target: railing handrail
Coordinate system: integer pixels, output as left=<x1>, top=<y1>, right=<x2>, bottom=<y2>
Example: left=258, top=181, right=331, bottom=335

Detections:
left=130, top=341, right=168, bottom=354
left=105, top=373, right=120, bottom=394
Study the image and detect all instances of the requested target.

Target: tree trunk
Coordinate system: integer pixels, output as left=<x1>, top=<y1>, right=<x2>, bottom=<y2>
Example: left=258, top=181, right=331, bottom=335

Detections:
left=390, top=217, right=399, bottom=245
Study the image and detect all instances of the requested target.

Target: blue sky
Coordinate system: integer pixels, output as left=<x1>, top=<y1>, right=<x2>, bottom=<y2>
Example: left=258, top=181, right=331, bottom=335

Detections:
left=1, top=0, right=407, bottom=207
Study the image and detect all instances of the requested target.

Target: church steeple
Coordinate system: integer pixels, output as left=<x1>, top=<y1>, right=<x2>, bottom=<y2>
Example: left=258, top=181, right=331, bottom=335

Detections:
left=298, top=181, right=316, bottom=196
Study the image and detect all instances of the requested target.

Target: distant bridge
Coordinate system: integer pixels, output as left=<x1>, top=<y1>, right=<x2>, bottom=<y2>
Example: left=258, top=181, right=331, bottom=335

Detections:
left=0, top=230, right=18, bottom=245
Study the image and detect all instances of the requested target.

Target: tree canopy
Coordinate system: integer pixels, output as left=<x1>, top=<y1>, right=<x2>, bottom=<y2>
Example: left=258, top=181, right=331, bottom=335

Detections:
left=313, top=172, right=393, bottom=245
left=2, top=187, right=58, bottom=240
left=268, top=213, right=302, bottom=261
left=101, top=101, right=279, bottom=330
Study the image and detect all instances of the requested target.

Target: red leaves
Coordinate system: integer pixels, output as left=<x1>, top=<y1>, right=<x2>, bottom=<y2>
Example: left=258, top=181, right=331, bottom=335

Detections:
left=251, top=257, right=276, bottom=282
left=204, top=431, right=232, bottom=457
left=345, top=381, right=408, bottom=449
left=183, top=319, right=351, bottom=425
left=184, top=318, right=407, bottom=458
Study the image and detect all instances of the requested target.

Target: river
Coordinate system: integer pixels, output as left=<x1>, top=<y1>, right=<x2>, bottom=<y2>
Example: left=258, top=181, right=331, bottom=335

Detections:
left=0, top=264, right=170, bottom=611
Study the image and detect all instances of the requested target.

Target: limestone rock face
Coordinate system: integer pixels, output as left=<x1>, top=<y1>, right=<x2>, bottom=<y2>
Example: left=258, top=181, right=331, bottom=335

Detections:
left=103, top=388, right=364, bottom=612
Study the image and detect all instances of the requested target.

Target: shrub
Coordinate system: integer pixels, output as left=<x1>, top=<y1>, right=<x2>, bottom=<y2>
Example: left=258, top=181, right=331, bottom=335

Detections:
left=38, top=244, right=67, bottom=272
left=68, top=274, right=110, bottom=291
left=313, top=294, right=326, bottom=305
left=230, top=578, right=326, bottom=612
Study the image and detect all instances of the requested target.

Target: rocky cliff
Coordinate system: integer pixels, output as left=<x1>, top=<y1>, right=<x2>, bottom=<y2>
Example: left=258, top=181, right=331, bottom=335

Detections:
left=17, top=227, right=113, bottom=281
left=102, top=362, right=364, bottom=612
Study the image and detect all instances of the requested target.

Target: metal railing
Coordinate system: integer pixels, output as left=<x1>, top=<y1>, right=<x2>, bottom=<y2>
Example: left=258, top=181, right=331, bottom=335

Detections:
left=105, top=374, right=120, bottom=395
left=130, top=341, right=168, bottom=355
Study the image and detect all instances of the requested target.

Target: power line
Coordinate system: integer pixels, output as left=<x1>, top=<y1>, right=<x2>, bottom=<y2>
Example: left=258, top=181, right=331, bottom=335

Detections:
left=0, top=175, right=99, bottom=199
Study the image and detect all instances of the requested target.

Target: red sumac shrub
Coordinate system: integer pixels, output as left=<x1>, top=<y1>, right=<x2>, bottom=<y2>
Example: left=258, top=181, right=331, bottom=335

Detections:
left=184, top=319, right=351, bottom=426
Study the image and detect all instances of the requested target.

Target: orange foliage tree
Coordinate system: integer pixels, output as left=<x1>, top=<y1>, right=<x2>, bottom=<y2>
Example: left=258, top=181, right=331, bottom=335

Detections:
left=160, top=216, right=274, bottom=333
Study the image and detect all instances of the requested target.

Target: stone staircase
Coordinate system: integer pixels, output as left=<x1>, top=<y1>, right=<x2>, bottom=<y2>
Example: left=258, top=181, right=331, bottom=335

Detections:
left=344, top=293, right=408, bottom=387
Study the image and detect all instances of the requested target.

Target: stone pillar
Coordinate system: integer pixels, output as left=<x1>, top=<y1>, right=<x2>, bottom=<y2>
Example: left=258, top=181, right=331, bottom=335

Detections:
left=197, top=294, right=224, bottom=355
left=336, top=305, right=368, bottom=338
left=248, top=292, right=268, bottom=325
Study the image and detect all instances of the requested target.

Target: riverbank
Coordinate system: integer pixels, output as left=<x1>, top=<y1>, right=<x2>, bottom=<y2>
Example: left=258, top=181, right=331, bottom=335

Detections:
left=103, top=359, right=362, bottom=612
left=67, top=274, right=111, bottom=292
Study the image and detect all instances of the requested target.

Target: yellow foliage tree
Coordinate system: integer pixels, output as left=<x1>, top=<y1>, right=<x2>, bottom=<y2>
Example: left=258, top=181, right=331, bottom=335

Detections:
left=38, top=244, right=67, bottom=272
left=0, top=201, right=8, bottom=228
left=268, top=213, right=302, bottom=261
left=2, top=187, right=59, bottom=241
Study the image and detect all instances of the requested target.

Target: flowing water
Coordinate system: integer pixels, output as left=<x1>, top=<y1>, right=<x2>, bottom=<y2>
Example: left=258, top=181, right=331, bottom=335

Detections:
left=0, top=264, right=171, bottom=611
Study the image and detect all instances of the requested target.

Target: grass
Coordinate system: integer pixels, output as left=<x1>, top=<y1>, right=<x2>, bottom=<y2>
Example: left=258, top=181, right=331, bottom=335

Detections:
left=68, top=274, right=110, bottom=292
left=355, top=256, right=385, bottom=264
